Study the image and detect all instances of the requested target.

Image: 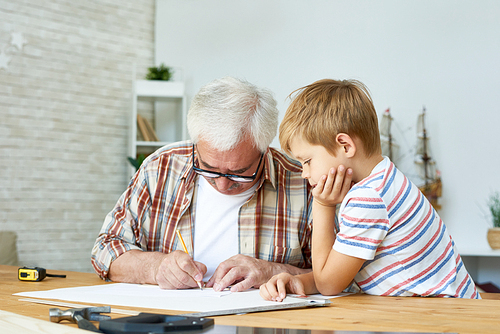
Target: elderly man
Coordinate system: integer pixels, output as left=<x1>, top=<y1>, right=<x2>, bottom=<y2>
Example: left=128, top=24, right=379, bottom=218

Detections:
left=91, top=77, right=351, bottom=292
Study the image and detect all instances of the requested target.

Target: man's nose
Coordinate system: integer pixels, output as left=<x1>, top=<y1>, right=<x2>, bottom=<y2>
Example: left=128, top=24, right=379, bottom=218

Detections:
left=214, top=176, right=233, bottom=190
left=301, top=169, right=310, bottom=179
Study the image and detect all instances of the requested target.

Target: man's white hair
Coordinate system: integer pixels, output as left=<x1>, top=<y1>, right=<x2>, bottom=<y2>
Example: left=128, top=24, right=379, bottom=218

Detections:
left=187, top=77, right=278, bottom=153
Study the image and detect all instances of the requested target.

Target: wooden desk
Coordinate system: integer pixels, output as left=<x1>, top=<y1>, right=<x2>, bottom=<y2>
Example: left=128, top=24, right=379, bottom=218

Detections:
left=1, top=265, right=500, bottom=333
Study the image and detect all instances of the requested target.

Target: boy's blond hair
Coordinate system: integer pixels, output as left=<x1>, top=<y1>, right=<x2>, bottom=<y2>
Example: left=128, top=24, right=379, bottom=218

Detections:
left=279, top=79, right=381, bottom=157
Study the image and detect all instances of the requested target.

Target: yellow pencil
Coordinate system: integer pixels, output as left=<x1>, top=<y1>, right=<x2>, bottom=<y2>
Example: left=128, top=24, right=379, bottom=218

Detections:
left=176, top=229, right=203, bottom=290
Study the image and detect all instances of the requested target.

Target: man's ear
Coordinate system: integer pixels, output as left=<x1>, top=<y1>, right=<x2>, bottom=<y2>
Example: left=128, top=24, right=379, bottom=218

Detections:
left=336, top=133, right=356, bottom=158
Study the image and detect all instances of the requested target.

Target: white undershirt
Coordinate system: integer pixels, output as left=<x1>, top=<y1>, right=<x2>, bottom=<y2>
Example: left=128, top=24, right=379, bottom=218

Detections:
left=193, top=176, right=258, bottom=281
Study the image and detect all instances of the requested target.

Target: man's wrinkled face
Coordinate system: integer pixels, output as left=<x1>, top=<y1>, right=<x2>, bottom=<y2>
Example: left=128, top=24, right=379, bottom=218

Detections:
left=194, top=139, right=264, bottom=195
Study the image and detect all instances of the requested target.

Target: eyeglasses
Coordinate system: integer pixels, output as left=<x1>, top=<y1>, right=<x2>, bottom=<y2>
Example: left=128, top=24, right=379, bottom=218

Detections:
left=192, top=145, right=264, bottom=183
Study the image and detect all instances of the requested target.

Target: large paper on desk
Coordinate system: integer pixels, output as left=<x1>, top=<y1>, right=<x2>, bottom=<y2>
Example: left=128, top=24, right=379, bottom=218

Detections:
left=14, top=283, right=338, bottom=315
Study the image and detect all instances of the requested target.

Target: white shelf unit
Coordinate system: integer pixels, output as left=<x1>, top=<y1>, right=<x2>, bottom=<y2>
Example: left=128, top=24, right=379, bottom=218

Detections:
left=129, top=80, right=187, bottom=178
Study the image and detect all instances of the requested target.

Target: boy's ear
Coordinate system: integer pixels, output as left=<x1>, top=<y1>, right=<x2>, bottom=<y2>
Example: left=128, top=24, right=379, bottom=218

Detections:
left=336, top=133, right=356, bottom=158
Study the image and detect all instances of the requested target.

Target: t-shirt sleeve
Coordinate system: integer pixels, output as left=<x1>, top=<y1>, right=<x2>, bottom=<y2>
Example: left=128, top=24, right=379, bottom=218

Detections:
left=333, top=187, right=390, bottom=260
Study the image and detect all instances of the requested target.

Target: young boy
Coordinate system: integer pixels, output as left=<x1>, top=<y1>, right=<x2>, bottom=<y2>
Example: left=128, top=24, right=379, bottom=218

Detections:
left=260, top=79, right=479, bottom=300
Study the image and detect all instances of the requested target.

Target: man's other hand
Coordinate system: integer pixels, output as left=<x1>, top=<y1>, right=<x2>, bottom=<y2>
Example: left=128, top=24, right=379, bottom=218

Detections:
left=205, top=254, right=275, bottom=292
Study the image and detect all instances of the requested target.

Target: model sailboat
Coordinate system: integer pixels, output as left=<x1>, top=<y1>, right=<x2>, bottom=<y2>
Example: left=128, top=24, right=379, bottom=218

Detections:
left=380, top=108, right=399, bottom=162
left=414, top=107, right=442, bottom=210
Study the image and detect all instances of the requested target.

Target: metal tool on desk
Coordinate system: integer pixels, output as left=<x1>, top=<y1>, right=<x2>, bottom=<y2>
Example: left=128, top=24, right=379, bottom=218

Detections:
left=99, top=313, right=214, bottom=334
left=50, top=306, right=111, bottom=333
left=49, top=307, right=214, bottom=334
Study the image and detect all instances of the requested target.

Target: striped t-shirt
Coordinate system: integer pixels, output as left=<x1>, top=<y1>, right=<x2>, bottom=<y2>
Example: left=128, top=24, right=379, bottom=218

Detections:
left=333, top=157, right=479, bottom=298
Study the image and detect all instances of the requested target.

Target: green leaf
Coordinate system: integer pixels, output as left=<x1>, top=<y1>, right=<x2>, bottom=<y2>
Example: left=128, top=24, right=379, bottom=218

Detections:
left=145, top=63, right=173, bottom=81
left=127, top=154, right=146, bottom=171
left=488, top=192, right=500, bottom=228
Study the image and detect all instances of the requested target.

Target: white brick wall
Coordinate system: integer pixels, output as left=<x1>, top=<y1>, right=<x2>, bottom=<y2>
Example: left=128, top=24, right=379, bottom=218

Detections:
left=0, top=0, right=155, bottom=273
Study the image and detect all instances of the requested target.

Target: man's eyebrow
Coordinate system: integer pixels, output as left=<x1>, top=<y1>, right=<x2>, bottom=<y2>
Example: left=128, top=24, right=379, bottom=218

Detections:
left=199, top=156, right=251, bottom=174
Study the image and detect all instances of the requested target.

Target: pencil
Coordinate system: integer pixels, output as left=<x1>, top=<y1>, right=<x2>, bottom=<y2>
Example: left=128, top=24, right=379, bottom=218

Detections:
left=176, top=229, right=203, bottom=290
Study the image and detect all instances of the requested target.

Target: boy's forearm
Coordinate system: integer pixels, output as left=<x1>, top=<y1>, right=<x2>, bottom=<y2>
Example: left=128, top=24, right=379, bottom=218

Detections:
left=310, top=202, right=366, bottom=295
left=311, top=203, right=353, bottom=295
left=311, top=202, right=337, bottom=271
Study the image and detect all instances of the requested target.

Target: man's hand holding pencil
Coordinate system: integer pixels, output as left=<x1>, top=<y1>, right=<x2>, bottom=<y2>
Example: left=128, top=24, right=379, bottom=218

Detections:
left=151, top=230, right=206, bottom=290
left=176, top=230, right=204, bottom=290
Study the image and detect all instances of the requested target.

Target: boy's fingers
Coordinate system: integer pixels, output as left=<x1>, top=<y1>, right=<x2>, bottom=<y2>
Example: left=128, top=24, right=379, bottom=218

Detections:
left=290, top=278, right=306, bottom=296
left=259, top=284, right=273, bottom=301
left=313, top=174, right=327, bottom=195
left=276, top=278, right=287, bottom=302
left=317, top=174, right=327, bottom=190
left=322, top=168, right=336, bottom=192
left=266, top=280, right=280, bottom=301
left=331, top=165, right=345, bottom=194
left=340, top=168, right=353, bottom=197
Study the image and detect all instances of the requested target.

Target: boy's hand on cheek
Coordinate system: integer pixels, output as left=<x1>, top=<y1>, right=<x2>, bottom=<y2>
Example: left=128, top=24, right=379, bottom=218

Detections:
left=313, top=165, right=353, bottom=206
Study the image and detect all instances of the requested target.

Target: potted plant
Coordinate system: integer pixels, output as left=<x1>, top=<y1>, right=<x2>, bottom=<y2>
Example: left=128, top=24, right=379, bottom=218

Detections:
left=128, top=154, right=146, bottom=172
left=145, top=63, right=173, bottom=81
left=487, top=192, right=500, bottom=249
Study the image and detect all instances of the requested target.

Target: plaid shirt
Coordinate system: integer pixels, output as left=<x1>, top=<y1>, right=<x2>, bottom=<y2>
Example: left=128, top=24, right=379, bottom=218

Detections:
left=91, top=141, right=313, bottom=279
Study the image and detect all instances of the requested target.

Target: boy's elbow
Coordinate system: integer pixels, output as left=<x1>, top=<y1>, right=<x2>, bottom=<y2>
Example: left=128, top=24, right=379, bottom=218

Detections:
left=317, top=284, right=344, bottom=296
left=315, top=277, right=346, bottom=296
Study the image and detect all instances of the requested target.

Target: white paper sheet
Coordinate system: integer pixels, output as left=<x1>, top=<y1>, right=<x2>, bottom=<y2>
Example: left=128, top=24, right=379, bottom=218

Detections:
left=14, top=283, right=345, bottom=314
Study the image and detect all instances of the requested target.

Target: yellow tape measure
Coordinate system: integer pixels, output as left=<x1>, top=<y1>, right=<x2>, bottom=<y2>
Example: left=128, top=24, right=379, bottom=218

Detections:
left=18, top=267, right=66, bottom=282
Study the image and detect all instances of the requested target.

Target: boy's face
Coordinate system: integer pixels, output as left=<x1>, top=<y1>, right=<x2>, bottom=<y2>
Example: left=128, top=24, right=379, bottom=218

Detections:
left=289, top=136, right=347, bottom=187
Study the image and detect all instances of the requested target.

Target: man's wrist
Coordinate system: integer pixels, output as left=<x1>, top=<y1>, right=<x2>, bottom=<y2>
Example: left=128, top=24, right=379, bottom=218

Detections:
left=273, top=262, right=310, bottom=276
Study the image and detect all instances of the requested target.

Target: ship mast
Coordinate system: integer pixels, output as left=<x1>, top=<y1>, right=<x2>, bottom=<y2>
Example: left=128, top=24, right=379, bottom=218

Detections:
left=388, top=112, right=393, bottom=161
left=415, top=106, right=442, bottom=210
left=380, top=108, right=397, bottom=161
left=421, top=107, right=430, bottom=186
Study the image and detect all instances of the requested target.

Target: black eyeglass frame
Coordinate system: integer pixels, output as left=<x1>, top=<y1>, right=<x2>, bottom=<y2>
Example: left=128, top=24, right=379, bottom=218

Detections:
left=192, top=145, right=264, bottom=183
